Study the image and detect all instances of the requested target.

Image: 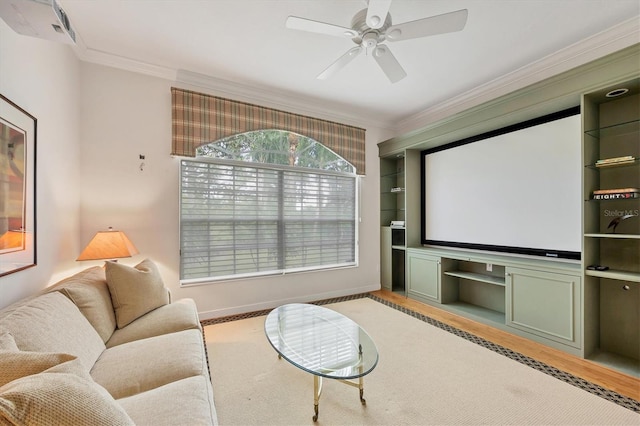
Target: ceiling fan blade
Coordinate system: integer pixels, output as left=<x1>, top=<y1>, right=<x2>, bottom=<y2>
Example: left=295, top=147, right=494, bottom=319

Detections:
left=373, top=45, right=406, bottom=83
left=386, top=9, right=468, bottom=42
left=286, top=16, right=357, bottom=38
left=366, top=0, right=393, bottom=29
left=317, top=46, right=363, bottom=80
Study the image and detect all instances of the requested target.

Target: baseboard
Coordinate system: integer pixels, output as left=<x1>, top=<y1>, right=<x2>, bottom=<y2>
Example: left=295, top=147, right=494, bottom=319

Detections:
left=197, top=284, right=381, bottom=320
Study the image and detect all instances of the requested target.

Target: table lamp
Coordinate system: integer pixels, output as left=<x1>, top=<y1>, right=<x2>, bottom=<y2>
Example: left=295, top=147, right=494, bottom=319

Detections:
left=77, top=227, right=139, bottom=262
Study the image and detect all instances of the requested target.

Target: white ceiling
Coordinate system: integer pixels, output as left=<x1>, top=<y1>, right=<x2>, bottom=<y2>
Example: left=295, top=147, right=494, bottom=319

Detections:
left=59, top=0, right=640, bottom=131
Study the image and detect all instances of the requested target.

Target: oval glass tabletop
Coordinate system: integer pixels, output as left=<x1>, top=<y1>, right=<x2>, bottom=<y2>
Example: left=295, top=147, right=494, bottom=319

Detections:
left=264, top=303, right=378, bottom=380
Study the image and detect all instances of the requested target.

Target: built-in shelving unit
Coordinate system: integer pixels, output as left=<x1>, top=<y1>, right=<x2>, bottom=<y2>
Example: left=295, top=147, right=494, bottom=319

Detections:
left=441, top=259, right=507, bottom=325
left=378, top=45, right=640, bottom=376
left=380, top=156, right=405, bottom=228
left=380, top=155, right=406, bottom=293
left=380, top=150, right=422, bottom=294
left=582, top=79, right=639, bottom=376
left=405, top=247, right=582, bottom=354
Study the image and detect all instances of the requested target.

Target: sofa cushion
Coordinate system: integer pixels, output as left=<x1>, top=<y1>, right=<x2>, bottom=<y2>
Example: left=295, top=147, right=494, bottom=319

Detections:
left=91, top=329, right=208, bottom=399
left=0, top=357, right=134, bottom=426
left=106, top=298, right=201, bottom=348
left=0, top=351, right=75, bottom=387
left=0, top=292, right=105, bottom=372
left=105, top=258, right=170, bottom=328
left=0, top=333, right=18, bottom=351
left=117, top=375, right=218, bottom=426
left=48, top=266, right=117, bottom=343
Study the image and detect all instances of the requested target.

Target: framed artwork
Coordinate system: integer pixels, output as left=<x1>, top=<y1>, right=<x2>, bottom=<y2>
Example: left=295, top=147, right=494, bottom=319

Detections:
left=0, top=94, right=36, bottom=277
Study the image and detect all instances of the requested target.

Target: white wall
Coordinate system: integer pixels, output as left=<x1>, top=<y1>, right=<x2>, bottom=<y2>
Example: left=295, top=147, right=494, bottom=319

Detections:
left=79, top=62, right=392, bottom=318
left=0, top=20, right=82, bottom=308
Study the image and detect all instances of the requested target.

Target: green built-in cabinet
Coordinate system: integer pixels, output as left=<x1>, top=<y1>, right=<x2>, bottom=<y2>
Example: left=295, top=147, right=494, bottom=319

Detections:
left=581, top=79, right=639, bottom=376
left=380, top=150, right=421, bottom=293
left=507, top=267, right=581, bottom=349
left=406, top=248, right=583, bottom=354
left=379, top=46, right=639, bottom=375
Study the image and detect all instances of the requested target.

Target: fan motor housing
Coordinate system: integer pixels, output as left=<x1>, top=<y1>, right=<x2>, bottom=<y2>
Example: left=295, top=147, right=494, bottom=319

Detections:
left=350, top=8, right=391, bottom=45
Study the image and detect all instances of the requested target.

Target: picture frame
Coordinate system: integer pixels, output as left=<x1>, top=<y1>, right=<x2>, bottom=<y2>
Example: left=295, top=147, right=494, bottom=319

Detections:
left=0, top=94, right=36, bottom=277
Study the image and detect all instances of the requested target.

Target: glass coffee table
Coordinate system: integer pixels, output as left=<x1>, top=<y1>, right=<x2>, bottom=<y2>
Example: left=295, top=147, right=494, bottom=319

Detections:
left=265, top=303, right=379, bottom=422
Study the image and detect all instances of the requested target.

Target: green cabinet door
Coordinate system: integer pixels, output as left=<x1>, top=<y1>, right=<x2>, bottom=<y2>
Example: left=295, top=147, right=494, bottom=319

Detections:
left=506, top=267, right=582, bottom=349
left=407, top=251, right=440, bottom=303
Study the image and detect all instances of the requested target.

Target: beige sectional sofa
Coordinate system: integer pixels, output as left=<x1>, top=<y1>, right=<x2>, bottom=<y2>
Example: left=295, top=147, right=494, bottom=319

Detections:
left=0, top=260, right=218, bottom=425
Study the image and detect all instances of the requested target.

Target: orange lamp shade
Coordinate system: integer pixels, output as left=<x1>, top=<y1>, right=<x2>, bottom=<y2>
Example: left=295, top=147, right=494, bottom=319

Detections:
left=77, top=227, right=139, bottom=261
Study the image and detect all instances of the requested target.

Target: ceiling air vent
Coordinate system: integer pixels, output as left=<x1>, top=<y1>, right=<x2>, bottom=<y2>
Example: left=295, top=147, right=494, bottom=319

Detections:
left=0, top=0, right=76, bottom=44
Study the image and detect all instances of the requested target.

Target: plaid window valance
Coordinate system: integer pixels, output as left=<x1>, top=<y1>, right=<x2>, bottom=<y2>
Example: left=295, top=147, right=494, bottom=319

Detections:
left=171, top=87, right=366, bottom=174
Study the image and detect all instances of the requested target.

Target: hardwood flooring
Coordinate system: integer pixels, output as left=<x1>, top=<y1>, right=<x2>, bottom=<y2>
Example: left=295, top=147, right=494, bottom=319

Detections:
left=371, top=289, right=640, bottom=402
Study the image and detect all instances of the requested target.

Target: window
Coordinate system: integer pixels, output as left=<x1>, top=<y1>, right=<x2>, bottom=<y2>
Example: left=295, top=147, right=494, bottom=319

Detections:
left=180, top=130, right=358, bottom=283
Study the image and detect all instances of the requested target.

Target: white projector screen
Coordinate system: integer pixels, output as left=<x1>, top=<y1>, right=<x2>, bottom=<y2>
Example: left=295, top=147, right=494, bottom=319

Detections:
left=422, top=108, right=581, bottom=260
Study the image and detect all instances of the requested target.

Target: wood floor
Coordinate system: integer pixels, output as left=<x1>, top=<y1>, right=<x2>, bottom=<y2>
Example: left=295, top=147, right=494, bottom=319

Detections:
left=371, top=289, right=640, bottom=402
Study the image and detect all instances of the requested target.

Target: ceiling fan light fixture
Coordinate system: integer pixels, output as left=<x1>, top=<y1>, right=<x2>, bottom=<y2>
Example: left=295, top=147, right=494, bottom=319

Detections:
left=362, top=32, right=379, bottom=49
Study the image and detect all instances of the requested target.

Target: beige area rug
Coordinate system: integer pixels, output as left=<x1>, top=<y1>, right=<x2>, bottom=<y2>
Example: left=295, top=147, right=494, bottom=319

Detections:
left=204, top=297, right=639, bottom=425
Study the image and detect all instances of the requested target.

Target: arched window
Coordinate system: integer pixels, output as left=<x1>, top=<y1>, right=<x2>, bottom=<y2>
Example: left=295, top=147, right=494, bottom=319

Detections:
left=180, top=130, right=358, bottom=283
left=196, top=129, right=355, bottom=173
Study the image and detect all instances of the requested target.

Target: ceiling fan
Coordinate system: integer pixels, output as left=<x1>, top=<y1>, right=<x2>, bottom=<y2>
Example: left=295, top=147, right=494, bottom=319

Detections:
left=285, top=0, right=468, bottom=83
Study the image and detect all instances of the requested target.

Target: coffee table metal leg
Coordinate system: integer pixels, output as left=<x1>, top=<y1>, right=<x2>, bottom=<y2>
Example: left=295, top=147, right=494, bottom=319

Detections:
left=359, top=355, right=366, bottom=405
left=313, top=375, right=322, bottom=422
left=359, top=375, right=366, bottom=405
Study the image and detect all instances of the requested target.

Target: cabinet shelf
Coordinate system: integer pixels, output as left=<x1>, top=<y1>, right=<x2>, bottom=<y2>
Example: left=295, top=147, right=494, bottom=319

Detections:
left=445, top=301, right=506, bottom=324
left=444, top=271, right=506, bottom=287
left=585, top=269, right=640, bottom=282
left=584, top=119, right=640, bottom=139
left=380, top=171, right=403, bottom=179
left=587, top=350, right=639, bottom=377
left=381, top=188, right=405, bottom=195
left=584, top=233, right=640, bottom=239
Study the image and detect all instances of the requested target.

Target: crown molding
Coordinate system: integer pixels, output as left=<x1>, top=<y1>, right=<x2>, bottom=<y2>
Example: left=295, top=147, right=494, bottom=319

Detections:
left=69, top=16, right=638, bottom=135
left=69, top=37, right=394, bottom=130
left=72, top=34, right=177, bottom=81
left=396, top=16, right=640, bottom=136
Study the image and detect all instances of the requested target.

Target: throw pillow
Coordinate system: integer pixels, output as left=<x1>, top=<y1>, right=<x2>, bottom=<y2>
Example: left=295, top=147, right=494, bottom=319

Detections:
left=0, top=358, right=135, bottom=426
left=0, top=333, right=18, bottom=351
left=0, top=351, right=75, bottom=387
left=49, top=266, right=118, bottom=343
left=105, top=258, right=170, bottom=328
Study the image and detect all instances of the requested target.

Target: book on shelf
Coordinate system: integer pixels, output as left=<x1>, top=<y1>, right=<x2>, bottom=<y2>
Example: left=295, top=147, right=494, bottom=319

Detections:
left=595, top=156, right=636, bottom=167
left=592, top=187, right=639, bottom=200
left=596, top=155, right=635, bottom=163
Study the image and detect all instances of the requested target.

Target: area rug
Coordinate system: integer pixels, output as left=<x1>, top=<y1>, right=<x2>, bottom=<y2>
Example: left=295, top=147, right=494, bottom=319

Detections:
left=203, top=296, right=639, bottom=425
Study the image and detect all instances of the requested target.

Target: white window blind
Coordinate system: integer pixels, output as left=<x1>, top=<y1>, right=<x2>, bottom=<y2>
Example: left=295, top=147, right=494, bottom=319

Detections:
left=180, top=160, right=357, bottom=282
